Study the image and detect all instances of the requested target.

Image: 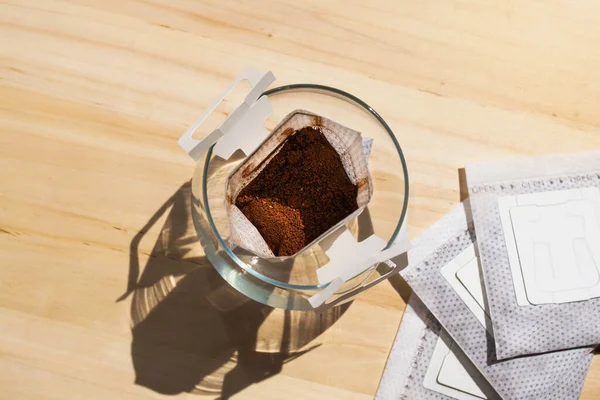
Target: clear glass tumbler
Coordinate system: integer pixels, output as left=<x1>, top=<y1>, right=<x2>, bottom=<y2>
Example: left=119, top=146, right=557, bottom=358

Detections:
left=190, top=84, right=409, bottom=310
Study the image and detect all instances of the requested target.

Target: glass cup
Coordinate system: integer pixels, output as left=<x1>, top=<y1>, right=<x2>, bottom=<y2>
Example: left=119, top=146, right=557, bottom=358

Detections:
left=190, top=84, right=409, bottom=310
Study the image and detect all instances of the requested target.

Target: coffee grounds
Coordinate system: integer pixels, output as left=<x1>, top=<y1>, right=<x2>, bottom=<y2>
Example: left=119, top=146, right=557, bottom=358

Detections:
left=235, top=127, right=359, bottom=256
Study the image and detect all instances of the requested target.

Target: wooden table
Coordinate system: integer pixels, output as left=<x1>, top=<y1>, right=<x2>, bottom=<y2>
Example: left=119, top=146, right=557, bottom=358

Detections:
left=2, top=0, right=600, bottom=398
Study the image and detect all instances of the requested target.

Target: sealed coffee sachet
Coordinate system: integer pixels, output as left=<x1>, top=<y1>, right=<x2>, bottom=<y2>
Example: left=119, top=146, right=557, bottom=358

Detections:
left=398, top=202, right=594, bottom=400
left=377, top=295, right=501, bottom=400
left=226, top=110, right=374, bottom=259
left=466, top=151, right=600, bottom=359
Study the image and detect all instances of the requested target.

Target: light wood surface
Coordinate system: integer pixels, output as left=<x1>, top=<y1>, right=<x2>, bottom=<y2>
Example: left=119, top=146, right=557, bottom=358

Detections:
left=2, top=0, right=600, bottom=399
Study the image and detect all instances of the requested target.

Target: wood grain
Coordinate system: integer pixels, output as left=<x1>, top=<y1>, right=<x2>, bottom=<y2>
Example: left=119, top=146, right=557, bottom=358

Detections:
left=1, top=0, right=599, bottom=398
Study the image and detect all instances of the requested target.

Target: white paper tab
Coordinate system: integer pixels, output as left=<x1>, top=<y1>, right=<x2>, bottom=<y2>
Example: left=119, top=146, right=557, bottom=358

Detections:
left=317, top=229, right=411, bottom=285
left=441, top=244, right=492, bottom=332
left=317, top=229, right=387, bottom=284
left=307, top=277, right=344, bottom=309
left=178, top=67, right=275, bottom=161
left=308, top=224, right=411, bottom=308
left=424, top=330, right=488, bottom=400
left=498, top=187, right=600, bottom=305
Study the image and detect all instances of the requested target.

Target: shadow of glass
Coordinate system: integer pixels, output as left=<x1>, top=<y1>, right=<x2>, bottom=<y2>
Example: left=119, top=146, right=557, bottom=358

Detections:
left=123, top=181, right=351, bottom=398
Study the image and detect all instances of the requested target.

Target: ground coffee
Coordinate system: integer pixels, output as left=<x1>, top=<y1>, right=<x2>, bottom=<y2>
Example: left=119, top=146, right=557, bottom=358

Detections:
left=235, top=126, right=359, bottom=256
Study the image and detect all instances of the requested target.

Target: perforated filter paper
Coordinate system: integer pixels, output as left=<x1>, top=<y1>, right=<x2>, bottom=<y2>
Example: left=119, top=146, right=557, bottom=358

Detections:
left=226, top=110, right=373, bottom=260
left=467, top=151, right=600, bottom=359
left=376, top=295, right=500, bottom=400
left=398, top=202, right=594, bottom=400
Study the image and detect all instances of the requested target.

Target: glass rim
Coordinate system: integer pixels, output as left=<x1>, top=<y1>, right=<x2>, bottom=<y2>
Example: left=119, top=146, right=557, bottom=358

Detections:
left=201, top=83, right=410, bottom=291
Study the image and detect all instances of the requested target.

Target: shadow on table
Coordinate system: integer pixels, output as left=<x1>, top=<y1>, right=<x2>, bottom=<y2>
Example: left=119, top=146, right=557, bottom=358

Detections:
left=119, top=181, right=350, bottom=398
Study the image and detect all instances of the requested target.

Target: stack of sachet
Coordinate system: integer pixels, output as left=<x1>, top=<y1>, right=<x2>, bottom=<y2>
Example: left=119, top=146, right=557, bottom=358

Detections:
left=377, top=151, right=600, bottom=400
